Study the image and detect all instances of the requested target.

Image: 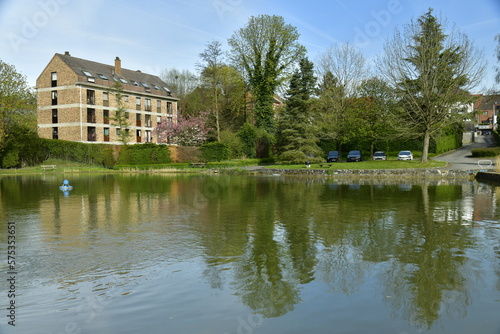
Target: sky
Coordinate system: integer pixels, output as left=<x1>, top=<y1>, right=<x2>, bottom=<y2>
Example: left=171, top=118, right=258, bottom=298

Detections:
left=0, top=0, right=499, bottom=92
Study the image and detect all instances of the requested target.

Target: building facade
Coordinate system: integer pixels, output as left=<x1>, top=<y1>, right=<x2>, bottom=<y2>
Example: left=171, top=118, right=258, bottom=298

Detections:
left=37, top=52, right=178, bottom=144
left=474, top=94, right=500, bottom=134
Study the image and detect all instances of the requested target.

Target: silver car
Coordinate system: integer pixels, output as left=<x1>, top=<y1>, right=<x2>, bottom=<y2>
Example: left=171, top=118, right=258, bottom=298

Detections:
left=397, top=150, right=413, bottom=160
left=373, top=151, right=387, bottom=160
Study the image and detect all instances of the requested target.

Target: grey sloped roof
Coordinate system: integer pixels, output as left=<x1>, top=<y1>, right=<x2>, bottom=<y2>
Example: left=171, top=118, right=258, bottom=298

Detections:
left=478, top=94, right=500, bottom=110
left=56, top=53, right=176, bottom=97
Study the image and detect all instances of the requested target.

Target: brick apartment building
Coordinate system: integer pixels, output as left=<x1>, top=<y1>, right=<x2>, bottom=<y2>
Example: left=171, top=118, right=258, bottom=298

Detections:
left=37, top=52, right=178, bottom=144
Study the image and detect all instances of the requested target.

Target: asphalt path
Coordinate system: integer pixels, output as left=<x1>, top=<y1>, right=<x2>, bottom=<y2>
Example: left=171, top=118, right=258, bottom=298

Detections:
left=434, top=135, right=497, bottom=171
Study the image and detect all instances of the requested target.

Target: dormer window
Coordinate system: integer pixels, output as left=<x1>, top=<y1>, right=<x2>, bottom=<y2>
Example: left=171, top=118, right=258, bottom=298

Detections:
left=98, top=74, right=108, bottom=80
left=130, top=80, right=139, bottom=86
left=119, top=78, right=128, bottom=84
left=141, top=82, right=150, bottom=89
left=82, top=70, right=95, bottom=82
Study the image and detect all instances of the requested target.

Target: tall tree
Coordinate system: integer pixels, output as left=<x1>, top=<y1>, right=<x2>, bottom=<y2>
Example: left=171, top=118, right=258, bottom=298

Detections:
left=315, top=43, right=367, bottom=155
left=228, top=14, right=306, bottom=134
left=378, top=9, right=485, bottom=162
left=109, top=81, right=133, bottom=145
left=199, top=40, right=224, bottom=141
left=277, top=58, right=322, bottom=163
left=0, top=60, right=36, bottom=153
left=495, top=34, right=500, bottom=85
left=358, top=77, right=399, bottom=157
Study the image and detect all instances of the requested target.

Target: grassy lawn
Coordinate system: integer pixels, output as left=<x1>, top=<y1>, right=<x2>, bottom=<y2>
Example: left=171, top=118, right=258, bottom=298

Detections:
left=265, top=159, right=447, bottom=170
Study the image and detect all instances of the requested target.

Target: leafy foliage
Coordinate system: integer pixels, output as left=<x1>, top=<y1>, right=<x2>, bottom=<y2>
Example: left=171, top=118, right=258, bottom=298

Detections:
left=109, top=81, right=133, bottom=145
left=228, top=14, right=306, bottom=133
left=0, top=60, right=36, bottom=153
left=237, top=122, right=258, bottom=158
left=378, top=9, right=485, bottom=162
left=277, top=58, right=322, bottom=162
left=200, top=142, right=230, bottom=162
left=116, top=143, right=171, bottom=165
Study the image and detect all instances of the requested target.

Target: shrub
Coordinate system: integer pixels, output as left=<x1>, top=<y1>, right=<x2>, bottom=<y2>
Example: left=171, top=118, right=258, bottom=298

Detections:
left=237, top=123, right=257, bottom=158
left=471, top=147, right=500, bottom=157
left=200, top=142, right=230, bottom=162
left=116, top=144, right=171, bottom=165
left=220, top=130, right=244, bottom=158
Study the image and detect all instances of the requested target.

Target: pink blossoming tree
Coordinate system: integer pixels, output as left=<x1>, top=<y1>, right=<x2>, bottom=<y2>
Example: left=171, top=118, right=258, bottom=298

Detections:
left=155, top=111, right=210, bottom=147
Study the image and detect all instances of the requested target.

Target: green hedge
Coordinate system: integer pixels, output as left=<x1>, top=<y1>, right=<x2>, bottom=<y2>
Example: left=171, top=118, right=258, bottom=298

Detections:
left=200, top=142, right=230, bottom=162
left=471, top=147, right=500, bottom=157
left=116, top=143, right=171, bottom=165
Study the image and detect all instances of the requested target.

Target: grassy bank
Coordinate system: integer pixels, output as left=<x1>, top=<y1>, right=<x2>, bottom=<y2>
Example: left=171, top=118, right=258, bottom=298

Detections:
left=0, top=157, right=448, bottom=175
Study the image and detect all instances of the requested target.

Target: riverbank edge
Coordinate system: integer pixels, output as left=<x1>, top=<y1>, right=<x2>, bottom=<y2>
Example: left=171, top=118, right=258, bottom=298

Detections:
left=218, top=167, right=479, bottom=179
left=475, top=171, right=500, bottom=183
left=1, top=166, right=493, bottom=181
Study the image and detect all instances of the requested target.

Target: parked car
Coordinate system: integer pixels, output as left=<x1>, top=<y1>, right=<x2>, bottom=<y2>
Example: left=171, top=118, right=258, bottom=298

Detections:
left=346, top=150, right=362, bottom=162
left=326, top=151, right=339, bottom=162
left=373, top=151, right=387, bottom=160
left=397, top=150, right=413, bottom=160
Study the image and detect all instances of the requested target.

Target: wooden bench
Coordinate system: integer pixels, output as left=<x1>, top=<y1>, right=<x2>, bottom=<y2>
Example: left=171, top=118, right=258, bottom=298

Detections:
left=41, top=165, right=57, bottom=171
left=190, top=162, right=206, bottom=168
left=318, top=163, right=334, bottom=168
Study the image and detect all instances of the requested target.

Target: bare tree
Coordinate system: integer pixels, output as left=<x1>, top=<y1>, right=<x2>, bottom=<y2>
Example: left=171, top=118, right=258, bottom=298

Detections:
left=316, top=42, right=367, bottom=99
left=378, top=9, right=486, bottom=162
left=199, top=40, right=224, bottom=141
left=315, top=43, right=367, bottom=154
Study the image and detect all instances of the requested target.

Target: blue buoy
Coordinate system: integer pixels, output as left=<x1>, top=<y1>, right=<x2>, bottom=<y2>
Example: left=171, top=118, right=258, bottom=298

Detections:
left=59, top=180, right=73, bottom=192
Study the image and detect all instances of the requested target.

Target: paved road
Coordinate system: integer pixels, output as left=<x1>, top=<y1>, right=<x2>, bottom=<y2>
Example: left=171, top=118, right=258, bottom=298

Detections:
left=434, top=135, right=497, bottom=171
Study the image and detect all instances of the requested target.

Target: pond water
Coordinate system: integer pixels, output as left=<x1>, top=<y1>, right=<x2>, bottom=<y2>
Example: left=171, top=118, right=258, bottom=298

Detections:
left=0, top=174, right=500, bottom=334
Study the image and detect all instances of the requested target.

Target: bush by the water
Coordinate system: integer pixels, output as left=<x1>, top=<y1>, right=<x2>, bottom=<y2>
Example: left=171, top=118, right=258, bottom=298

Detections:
left=116, top=143, right=171, bottom=165
left=200, top=142, right=230, bottom=162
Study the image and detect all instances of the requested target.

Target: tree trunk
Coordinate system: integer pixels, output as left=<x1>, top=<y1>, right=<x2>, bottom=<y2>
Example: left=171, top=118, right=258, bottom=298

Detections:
left=421, top=128, right=430, bottom=163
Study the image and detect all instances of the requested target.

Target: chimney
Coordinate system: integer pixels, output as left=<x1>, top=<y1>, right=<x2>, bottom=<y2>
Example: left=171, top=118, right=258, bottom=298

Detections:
left=64, top=51, right=70, bottom=56
left=114, top=57, right=121, bottom=75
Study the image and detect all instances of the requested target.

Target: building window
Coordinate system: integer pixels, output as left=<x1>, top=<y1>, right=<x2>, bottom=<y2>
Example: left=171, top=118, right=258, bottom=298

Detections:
left=136, top=130, right=141, bottom=143
left=52, top=109, right=58, bottom=124
left=136, top=113, right=142, bottom=126
left=87, top=127, right=96, bottom=142
left=119, top=78, right=128, bottom=84
left=145, top=130, right=152, bottom=143
left=157, top=115, right=162, bottom=124
left=51, top=91, right=58, bottom=105
left=87, top=108, right=96, bottom=123
left=52, top=127, right=58, bottom=140
left=98, top=74, right=108, bottom=80
left=157, top=100, right=161, bottom=112
left=103, top=92, right=109, bottom=106
left=145, top=98, right=151, bottom=111
left=104, top=128, right=110, bottom=142
left=51, top=72, right=57, bottom=87
left=104, top=110, right=109, bottom=124
left=124, top=95, right=129, bottom=102
left=82, top=70, right=95, bottom=83
left=136, top=97, right=141, bottom=110
left=145, top=115, right=151, bottom=127
left=116, top=128, right=121, bottom=136
left=167, top=102, right=172, bottom=114
left=87, top=90, right=95, bottom=105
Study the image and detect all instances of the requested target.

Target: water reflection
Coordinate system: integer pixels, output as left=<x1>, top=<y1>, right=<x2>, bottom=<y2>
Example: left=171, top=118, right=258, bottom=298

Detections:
left=1, top=174, right=499, bottom=332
